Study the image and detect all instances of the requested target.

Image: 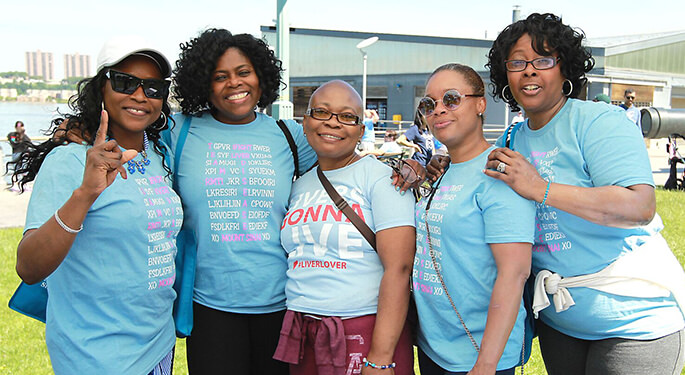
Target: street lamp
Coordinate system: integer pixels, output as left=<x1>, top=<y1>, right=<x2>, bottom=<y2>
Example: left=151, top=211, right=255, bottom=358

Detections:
left=356, top=36, right=379, bottom=111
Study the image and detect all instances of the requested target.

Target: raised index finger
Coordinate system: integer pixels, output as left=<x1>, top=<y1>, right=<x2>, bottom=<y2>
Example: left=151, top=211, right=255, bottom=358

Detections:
left=94, top=110, right=109, bottom=146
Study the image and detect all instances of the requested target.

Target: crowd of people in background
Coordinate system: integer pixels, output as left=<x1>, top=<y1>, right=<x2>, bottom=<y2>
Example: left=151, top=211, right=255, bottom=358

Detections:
left=5, top=11, right=685, bottom=375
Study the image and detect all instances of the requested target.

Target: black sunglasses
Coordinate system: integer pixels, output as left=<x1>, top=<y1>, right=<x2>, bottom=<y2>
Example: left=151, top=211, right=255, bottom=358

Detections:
left=418, top=89, right=483, bottom=117
left=105, top=70, right=170, bottom=99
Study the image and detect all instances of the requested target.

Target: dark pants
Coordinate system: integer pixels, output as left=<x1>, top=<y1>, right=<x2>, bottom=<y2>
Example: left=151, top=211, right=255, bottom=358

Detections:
left=186, top=302, right=289, bottom=375
left=417, top=347, right=515, bottom=375
left=538, top=319, right=685, bottom=375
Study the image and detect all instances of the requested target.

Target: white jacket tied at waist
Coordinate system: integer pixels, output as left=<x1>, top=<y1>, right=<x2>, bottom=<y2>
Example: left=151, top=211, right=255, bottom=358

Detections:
left=532, top=233, right=685, bottom=319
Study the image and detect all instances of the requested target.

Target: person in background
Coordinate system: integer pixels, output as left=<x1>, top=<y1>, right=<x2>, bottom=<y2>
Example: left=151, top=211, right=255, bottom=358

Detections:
left=592, top=93, right=611, bottom=104
left=620, top=88, right=641, bottom=128
left=432, top=136, right=448, bottom=156
left=359, top=109, right=379, bottom=152
left=414, top=63, right=534, bottom=375
left=7, top=120, right=31, bottom=161
left=6, top=120, right=31, bottom=186
left=12, top=36, right=181, bottom=375
left=362, top=129, right=403, bottom=157
left=275, top=80, right=416, bottom=375
left=510, top=110, right=525, bottom=125
left=397, top=110, right=434, bottom=166
left=168, top=28, right=316, bottom=375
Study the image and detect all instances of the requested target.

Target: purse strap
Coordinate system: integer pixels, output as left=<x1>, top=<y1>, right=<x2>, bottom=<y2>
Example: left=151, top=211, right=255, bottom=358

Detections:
left=425, top=175, right=526, bottom=373
left=276, top=119, right=300, bottom=180
left=316, top=166, right=377, bottom=251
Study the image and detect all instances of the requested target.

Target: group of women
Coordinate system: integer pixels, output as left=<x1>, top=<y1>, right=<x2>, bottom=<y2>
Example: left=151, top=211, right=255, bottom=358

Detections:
left=10, top=12, right=685, bottom=375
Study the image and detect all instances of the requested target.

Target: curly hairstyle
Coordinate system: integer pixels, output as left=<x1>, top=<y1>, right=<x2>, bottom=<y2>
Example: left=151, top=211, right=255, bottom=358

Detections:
left=10, top=68, right=173, bottom=192
left=173, top=28, right=285, bottom=115
left=486, top=13, right=595, bottom=112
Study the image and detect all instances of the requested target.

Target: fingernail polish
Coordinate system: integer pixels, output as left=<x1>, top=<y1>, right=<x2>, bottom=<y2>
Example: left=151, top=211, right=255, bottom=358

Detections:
left=400, top=190, right=406, bottom=196
left=395, top=186, right=400, bottom=191
left=81, top=141, right=88, bottom=145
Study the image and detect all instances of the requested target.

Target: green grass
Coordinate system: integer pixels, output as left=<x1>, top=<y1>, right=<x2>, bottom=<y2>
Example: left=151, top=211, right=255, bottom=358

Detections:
left=0, top=227, right=190, bottom=375
left=2, top=189, right=684, bottom=374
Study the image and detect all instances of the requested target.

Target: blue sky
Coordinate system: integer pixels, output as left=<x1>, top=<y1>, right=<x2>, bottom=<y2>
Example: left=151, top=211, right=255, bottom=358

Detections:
left=4, top=0, right=684, bottom=79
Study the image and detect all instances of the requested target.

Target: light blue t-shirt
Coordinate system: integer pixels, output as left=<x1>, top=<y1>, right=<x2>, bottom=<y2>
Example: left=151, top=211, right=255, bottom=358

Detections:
left=165, top=111, right=316, bottom=313
left=25, top=143, right=182, bottom=375
left=499, top=98, right=684, bottom=340
left=281, top=156, right=415, bottom=316
left=413, top=146, right=535, bottom=372
left=361, top=118, right=375, bottom=144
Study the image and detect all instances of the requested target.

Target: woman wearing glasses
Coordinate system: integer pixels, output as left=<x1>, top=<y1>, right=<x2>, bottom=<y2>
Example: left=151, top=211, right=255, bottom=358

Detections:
left=482, top=13, right=685, bottom=374
left=13, top=36, right=181, bottom=375
left=168, top=29, right=317, bottom=374
left=414, top=64, right=535, bottom=375
left=275, top=80, right=416, bottom=374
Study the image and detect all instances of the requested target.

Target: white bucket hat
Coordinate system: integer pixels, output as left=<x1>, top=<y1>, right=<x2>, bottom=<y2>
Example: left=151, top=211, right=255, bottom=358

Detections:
left=96, top=35, right=171, bottom=78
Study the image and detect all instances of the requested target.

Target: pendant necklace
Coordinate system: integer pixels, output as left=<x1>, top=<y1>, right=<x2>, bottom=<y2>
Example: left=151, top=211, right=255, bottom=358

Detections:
left=127, top=132, right=151, bottom=174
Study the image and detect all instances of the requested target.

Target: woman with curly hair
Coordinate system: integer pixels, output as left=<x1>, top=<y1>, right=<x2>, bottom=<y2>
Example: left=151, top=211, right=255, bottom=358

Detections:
left=13, top=36, right=182, bottom=375
left=480, top=13, right=685, bottom=374
left=166, top=28, right=316, bottom=374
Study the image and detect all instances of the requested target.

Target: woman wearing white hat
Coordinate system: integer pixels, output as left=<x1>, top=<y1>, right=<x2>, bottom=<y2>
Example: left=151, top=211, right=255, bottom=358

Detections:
left=13, top=36, right=182, bottom=375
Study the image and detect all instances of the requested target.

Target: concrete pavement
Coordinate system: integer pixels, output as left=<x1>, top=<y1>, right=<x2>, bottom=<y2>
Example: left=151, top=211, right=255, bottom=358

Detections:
left=0, top=140, right=677, bottom=229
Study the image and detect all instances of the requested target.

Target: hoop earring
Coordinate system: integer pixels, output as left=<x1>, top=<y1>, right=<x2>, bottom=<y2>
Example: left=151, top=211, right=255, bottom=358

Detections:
left=563, top=79, right=573, bottom=97
left=501, top=85, right=515, bottom=104
left=150, top=112, right=167, bottom=131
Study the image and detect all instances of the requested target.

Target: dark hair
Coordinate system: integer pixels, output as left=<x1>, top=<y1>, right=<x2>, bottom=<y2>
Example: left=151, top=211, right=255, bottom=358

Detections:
left=173, top=28, right=284, bottom=115
left=428, top=63, right=486, bottom=123
left=15, top=121, right=24, bottom=128
left=10, top=69, right=173, bottom=192
left=487, top=13, right=595, bottom=112
left=625, top=88, right=636, bottom=96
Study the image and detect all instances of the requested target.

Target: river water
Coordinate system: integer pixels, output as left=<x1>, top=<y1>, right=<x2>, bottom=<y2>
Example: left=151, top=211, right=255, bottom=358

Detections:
left=0, top=101, right=70, bottom=156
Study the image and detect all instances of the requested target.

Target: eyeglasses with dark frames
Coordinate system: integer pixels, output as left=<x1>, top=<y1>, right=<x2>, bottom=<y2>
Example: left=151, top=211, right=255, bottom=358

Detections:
left=105, top=70, right=170, bottom=99
left=305, top=108, right=362, bottom=126
left=386, top=158, right=421, bottom=185
left=504, top=57, right=559, bottom=72
left=418, top=89, right=484, bottom=117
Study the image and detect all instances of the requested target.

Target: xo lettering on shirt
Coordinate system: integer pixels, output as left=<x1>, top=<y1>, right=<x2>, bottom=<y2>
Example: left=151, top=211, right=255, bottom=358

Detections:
left=140, top=175, right=181, bottom=291
left=205, top=142, right=276, bottom=243
left=528, top=148, right=573, bottom=253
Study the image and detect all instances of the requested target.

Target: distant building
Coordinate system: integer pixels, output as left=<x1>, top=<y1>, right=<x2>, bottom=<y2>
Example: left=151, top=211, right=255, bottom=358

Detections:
left=25, top=50, right=54, bottom=81
left=261, top=26, right=685, bottom=134
left=64, top=53, right=92, bottom=79
left=0, top=88, right=18, bottom=99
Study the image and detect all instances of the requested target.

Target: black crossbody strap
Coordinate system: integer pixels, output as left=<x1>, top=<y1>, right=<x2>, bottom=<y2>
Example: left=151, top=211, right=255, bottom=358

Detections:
left=316, top=166, right=377, bottom=251
left=276, top=119, right=300, bottom=180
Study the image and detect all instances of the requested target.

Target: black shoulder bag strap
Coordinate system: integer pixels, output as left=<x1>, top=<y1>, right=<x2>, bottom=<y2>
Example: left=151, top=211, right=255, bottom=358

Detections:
left=316, top=166, right=377, bottom=251
left=276, top=119, right=300, bottom=180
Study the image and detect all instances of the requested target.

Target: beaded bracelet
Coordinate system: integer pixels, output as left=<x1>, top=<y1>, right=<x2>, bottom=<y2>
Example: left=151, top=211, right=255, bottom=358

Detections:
left=54, top=209, right=83, bottom=234
left=541, top=180, right=551, bottom=205
left=362, top=357, right=396, bottom=370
